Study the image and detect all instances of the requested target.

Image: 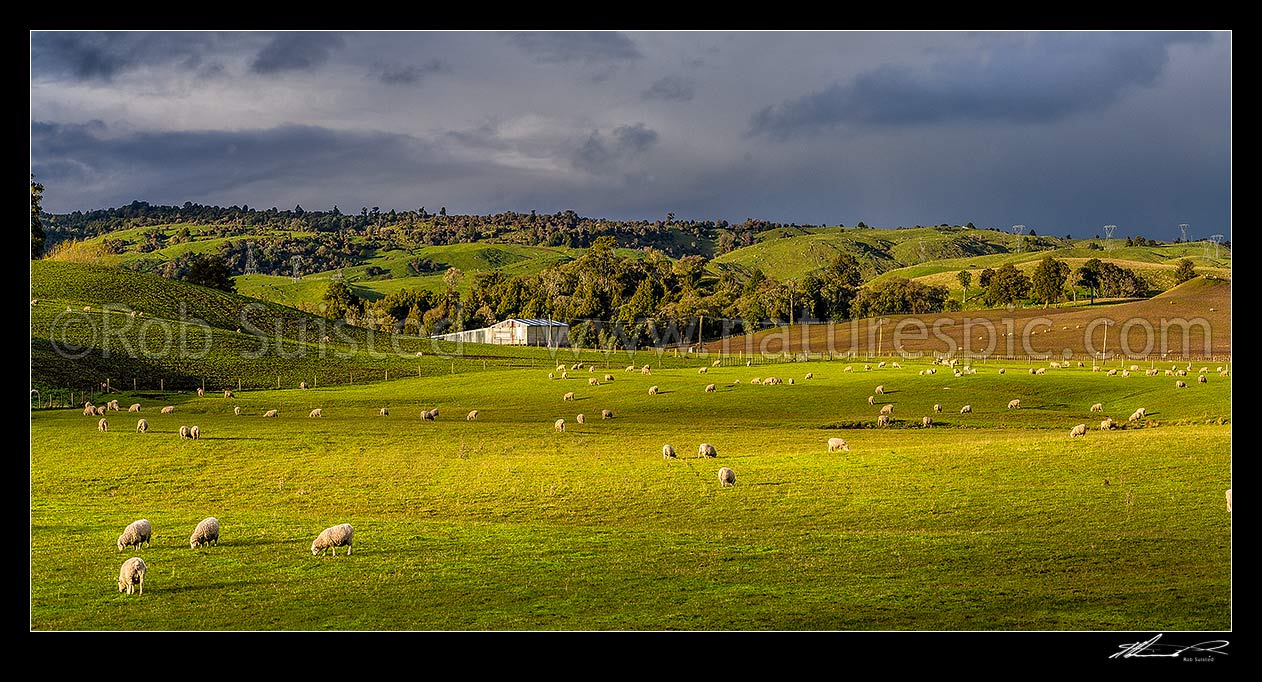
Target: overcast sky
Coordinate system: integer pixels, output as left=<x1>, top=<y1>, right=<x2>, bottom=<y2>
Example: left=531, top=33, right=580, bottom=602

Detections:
left=30, top=30, right=1231, bottom=240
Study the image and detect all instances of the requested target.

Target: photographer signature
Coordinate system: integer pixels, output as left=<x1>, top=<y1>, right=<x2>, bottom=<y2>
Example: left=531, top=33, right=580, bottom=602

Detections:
left=1110, top=634, right=1230, bottom=659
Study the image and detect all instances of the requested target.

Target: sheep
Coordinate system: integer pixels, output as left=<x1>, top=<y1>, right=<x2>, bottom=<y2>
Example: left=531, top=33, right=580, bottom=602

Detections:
left=878, top=361, right=887, bottom=369
left=223, top=390, right=233, bottom=399
left=311, top=524, right=354, bottom=556
left=1007, top=399, right=1021, bottom=409
left=1107, top=369, right=1118, bottom=376
left=1176, top=380, right=1188, bottom=388
left=108, top=400, right=120, bottom=411
left=928, top=368, right=937, bottom=375
left=548, top=373, right=554, bottom=379
left=576, top=413, right=586, bottom=424
left=83, top=404, right=96, bottom=416
left=1146, top=369, right=1159, bottom=376
left=1177, top=369, right=1188, bottom=377
left=421, top=409, right=436, bottom=421
left=554, top=418, right=566, bottom=432
left=189, top=517, right=219, bottom=549
left=1090, top=403, right=1104, bottom=412
left=698, top=443, right=717, bottom=458
left=626, top=365, right=635, bottom=372
left=562, top=371, right=568, bottom=380
left=1198, top=375, right=1207, bottom=384
left=648, top=385, right=659, bottom=395
left=788, top=378, right=794, bottom=385
left=117, top=519, right=152, bottom=551
left=136, top=419, right=148, bottom=433
left=642, top=366, right=651, bottom=375
left=161, top=406, right=175, bottom=414
left=718, top=467, right=736, bottom=487
left=299, top=381, right=308, bottom=389
left=877, top=414, right=892, bottom=427
left=960, top=405, right=972, bottom=414
left=1077, top=362, right=1085, bottom=368
left=179, top=425, right=191, bottom=439
left=30, top=298, right=37, bottom=306
left=875, top=385, right=885, bottom=395
left=1069, top=424, right=1087, bottom=438
left=601, top=409, right=613, bottom=419
left=827, top=437, right=850, bottom=452
left=95, top=405, right=107, bottom=416
left=309, top=408, right=323, bottom=418
left=954, top=370, right=963, bottom=377
left=467, top=410, right=478, bottom=421
left=96, top=417, right=109, bottom=432
left=1100, top=419, right=1114, bottom=431
left=196, top=387, right=204, bottom=398
left=563, top=391, right=575, bottom=401
left=604, top=374, right=615, bottom=382
left=805, top=372, right=813, bottom=379
left=589, top=366, right=595, bottom=373
left=698, top=367, right=708, bottom=374
left=864, top=364, right=872, bottom=371
left=1165, top=370, right=1174, bottom=376
left=844, top=366, right=853, bottom=373
left=83, top=306, right=91, bottom=312
left=1226, top=489, right=1232, bottom=513
left=705, top=383, right=716, bottom=393
left=712, top=360, right=722, bottom=367
left=557, top=364, right=567, bottom=372
left=1130, top=365, right=1140, bottom=372
left=234, top=406, right=242, bottom=416
left=922, top=416, right=933, bottom=427
left=129, top=403, right=141, bottom=412
left=1129, top=408, right=1146, bottom=421
left=190, top=426, right=201, bottom=440
left=892, top=362, right=902, bottom=369
left=1035, top=368, right=1046, bottom=375
left=751, top=378, right=762, bottom=385
left=589, top=377, right=599, bottom=386
left=933, top=404, right=942, bottom=413
left=263, top=409, right=278, bottom=418
left=1029, top=368, right=1037, bottom=375
left=868, top=395, right=876, bottom=406
left=764, top=377, right=782, bottom=385
left=662, top=444, right=677, bottom=459
left=879, top=404, right=894, bottom=415
left=117, top=557, right=147, bottom=595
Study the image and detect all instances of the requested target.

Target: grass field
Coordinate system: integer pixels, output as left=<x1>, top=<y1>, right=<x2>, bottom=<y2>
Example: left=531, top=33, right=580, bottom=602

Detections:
left=30, top=355, right=1231, bottom=631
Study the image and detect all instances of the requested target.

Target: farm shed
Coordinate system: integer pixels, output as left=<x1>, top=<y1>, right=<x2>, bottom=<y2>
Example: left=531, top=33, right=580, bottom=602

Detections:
left=430, top=318, right=569, bottom=347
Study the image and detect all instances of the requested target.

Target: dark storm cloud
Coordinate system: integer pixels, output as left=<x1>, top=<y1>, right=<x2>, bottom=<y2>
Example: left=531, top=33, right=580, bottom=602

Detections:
left=251, top=32, right=347, bottom=74
left=750, top=32, right=1212, bottom=137
left=370, top=59, right=449, bottom=85
left=30, top=31, right=227, bottom=81
left=505, top=31, right=642, bottom=64
left=642, top=75, right=695, bottom=102
left=572, top=123, right=658, bottom=175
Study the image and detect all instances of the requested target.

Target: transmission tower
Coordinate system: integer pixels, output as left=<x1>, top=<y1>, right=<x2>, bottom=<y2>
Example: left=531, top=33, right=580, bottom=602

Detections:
left=243, top=244, right=258, bottom=275
left=1209, top=234, right=1224, bottom=259
left=1178, top=223, right=1189, bottom=243
left=290, top=256, right=303, bottom=282
left=1103, top=224, right=1116, bottom=249
left=918, top=239, right=928, bottom=262
left=1011, top=224, right=1026, bottom=253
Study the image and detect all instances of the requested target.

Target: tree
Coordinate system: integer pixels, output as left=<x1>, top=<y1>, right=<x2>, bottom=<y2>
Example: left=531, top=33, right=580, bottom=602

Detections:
left=1173, top=258, right=1197, bottom=284
left=31, top=175, right=45, bottom=259
left=982, top=263, right=1031, bottom=307
left=183, top=255, right=237, bottom=293
left=1030, top=256, right=1070, bottom=307
left=850, top=277, right=949, bottom=317
left=956, top=270, right=972, bottom=303
left=977, top=267, right=996, bottom=290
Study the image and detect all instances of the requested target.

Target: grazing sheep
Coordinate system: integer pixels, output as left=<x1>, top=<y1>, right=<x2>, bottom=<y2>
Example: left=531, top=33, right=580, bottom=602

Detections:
left=1226, top=489, right=1231, bottom=513
left=698, top=367, right=708, bottom=374
left=108, top=400, right=120, bottom=411
left=1146, top=369, right=1159, bottom=376
left=1100, top=419, right=1114, bottom=431
left=1029, top=368, right=1037, bottom=375
left=589, top=366, right=595, bottom=373
left=1176, top=369, right=1188, bottom=377
left=197, top=388, right=205, bottom=398
left=875, top=385, right=885, bottom=395
left=309, top=408, right=323, bottom=417
left=189, top=517, right=220, bottom=549
left=868, top=395, right=876, bottom=406
left=712, top=360, right=722, bottom=367
left=844, top=366, right=853, bottom=373
left=954, top=370, right=963, bottom=377
left=1130, top=365, right=1140, bottom=372
left=764, top=377, right=782, bottom=385
left=922, top=416, right=933, bottom=427
left=562, top=372, right=569, bottom=380
left=263, top=409, right=278, bottom=418
left=879, top=404, right=893, bottom=415
left=827, top=437, right=849, bottom=452
left=878, top=361, right=887, bottom=369
left=223, top=390, right=233, bottom=399
left=750, top=378, right=762, bottom=385
left=234, top=406, right=242, bottom=416
left=805, top=372, right=813, bottom=379
left=1069, top=424, right=1087, bottom=438
left=625, top=365, right=635, bottom=372
left=98, top=418, right=109, bottom=432
left=136, top=419, right=148, bottom=433
left=864, top=365, right=871, bottom=371
left=1129, top=408, right=1146, bottom=421
left=421, top=409, right=436, bottom=421
left=718, top=467, right=736, bottom=487
left=960, top=405, right=972, bottom=414
left=161, top=406, right=175, bottom=414
left=1077, top=362, right=1085, bottom=368
left=299, top=381, right=308, bottom=389
left=129, top=403, right=141, bottom=412
left=698, top=443, right=717, bottom=458
left=1007, top=399, right=1021, bottom=409
left=1107, top=369, right=1118, bottom=376
left=117, top=519, right=152, bottom=551
left=554, top=418, right=566, bottom=432
left=1090, top=403, right=1104, bottom=412
left=928, top=368, right=937, bottom=375
left=311, top=524, right=354, bottom=556
left=642, top=366, right=651, bottom=375
left=648, top=385, right=659, bottom=395
left=576, top=413, right=585, bottom=424
left=877, top=414, right=892, bottom=427
left=557, top=364, right=567, bottom=372
left=589, top=377, right=599, bottom=386
left=604, top=374, right=615, bottom=382
left=83, top=404, right=96, bottom=416
left=548, top=373, right=554, bottom=379
left=662, top=444, right=677, bottom=459
left=467, top=410, right=478, bottom=421
left=601, top=409, right=613, bottom=419
left=1035, top=368, right=1046, bottom=375
left=1198, top=375, right=1207, bottom=384
left=190, top=426, right=201, bottom=440
left=705, top=383, right=716, bottom=393
left=117, top=557, right=147, bottom=595
left=563, top=392, right=575, bottom=401
left=179, top=425, right=191, bottom=439
left=1176, top=380, right=1188, bottom=388
left=892, top=362, right=902, bottom=369
left=95, top=406, right=107, bottom=416
left=788, top=378, right=795, bottom=385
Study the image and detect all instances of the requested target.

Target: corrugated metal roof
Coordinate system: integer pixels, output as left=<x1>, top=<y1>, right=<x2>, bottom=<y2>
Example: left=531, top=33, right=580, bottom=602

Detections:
left=495, top=318, right=569, bottom=327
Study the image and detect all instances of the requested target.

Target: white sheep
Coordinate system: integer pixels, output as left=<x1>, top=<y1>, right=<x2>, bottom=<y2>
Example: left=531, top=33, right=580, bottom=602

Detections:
left=998, top=368, right=1006, bottom=374
left=234, top=406, right=242, bottom=416
left=299, top=381, right=308, bottom=389
left=698, top=367, right=708, bottom=374
left=712, top=360, right=722, bottom=367
left=379, top=407, right=388, bottom=416
left=179, top=425, right=191, bottom=439
left=563, top=392, right=575, bottom=401
left=117, top=519, right=152, bottom=551
left=1107, top=369, right=1118, bottom=376
left=705, top=383, right=716, bottom=393
left=136, top=419, right=148, bottom=433
left=309, top=408, right=323, bottom=417
left=1130, top=365, right=1140, bottom=372
left=1198, top=375, right=1207, bottom=384
left=117, top=557, right=147, bottom=595
left=311, top=524, right=354, bottom=556
left=1226, top=489, right=1231, bottom=513
left=422, top=409, right=438, bottom=421
left=263, top=409, right=278, bottom=418
left=1007, top=399, right=1021, bottom=409
left=892, top=362, right=902, bottom=369
left=844, top=366, right=853, bottom=373
left=1090, top=403, right=1104, bottom=412
left=875, top=385, right=885, bottom=395
left=196, top=388, right=204, bottom=397
left=922, top=416, right=933, bottom=427
left=788, top=378, right=795, bottom=385
left=1035, top=368, right=1046, bottom=375
left=877, top=414, right=892, bottom=427
left=83, top=403, right=96, bottom=416
left=879, top=404, right=894, bottom=415
left=751, top=378, right=761, bottom=385
left=554, top=418, right=566, bottom=432
left=625, top=365, right=635, bottom=372
left=648, top=385, right=659, bottom=395
left=467, top=410, right=478, bottom=421
left=98, top=418, right=108, bottom=432
left=1176, top=380, right=1188, bottom=388
left=960, top=405, right=972, bottom=414
left=576, top=413, right=586, bottom=424
left=601, top=409, right=613, bottom=419
left=868, top=395, right=876, bottom=406
left=589, top=377, right=599, bottom=386
left=1029, top=368, right=1037, bottom=375
left=805, top=372, right=814, bottom=379
left=604, top=374, right=615, bottom=382
left=1069, top=424, right=1087, bottom=438
left=764, top=377, right=782, bottom=385
left=864, top=364, right=871, bottom=371
left=1122, top=370, right=1131, bottom=378
left=189, top=517, right=219, bottom=549
left=933, top=404, right=942, bottom=413
left=95, top=406, right=107, bottom=416
left=557, top=364, right=567, bottom=372
left=129, top=403, right=141, bottom=412
left=548, top=373, right=555, bottom=379
left=161, top=406, right=175, bottom=414
left=642, top=366, right=651, bottom=375
left=562, top=371, right=568, bottom=380
left=718, top=467, right=736, bottom=487
left=190, top=426, right=201, bottom=440
left=223, top=390, right=234, bottom=399
left=662, top=444, right=677, bottom=459
left=108, top=400, right=120, bottom=411
left=698, top=443, right=717, bottom=458
left=1100, top=419, right=1113, bottom=431
left=827, top=437, right=849, bottom=452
